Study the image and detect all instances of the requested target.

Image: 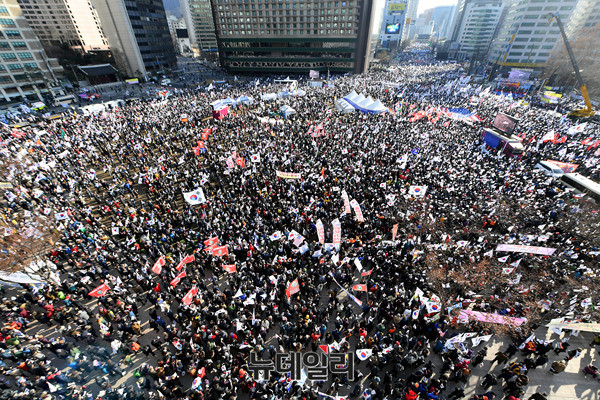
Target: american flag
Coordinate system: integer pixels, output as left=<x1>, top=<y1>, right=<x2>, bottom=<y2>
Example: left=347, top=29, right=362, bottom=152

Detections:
left=439, top=107, right=482, bottom=122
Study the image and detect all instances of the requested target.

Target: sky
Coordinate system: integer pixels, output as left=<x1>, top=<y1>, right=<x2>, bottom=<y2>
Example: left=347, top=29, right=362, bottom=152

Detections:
left=418, top=0, right=458, bottom=14
left=163, top=0, right=182, bottom=17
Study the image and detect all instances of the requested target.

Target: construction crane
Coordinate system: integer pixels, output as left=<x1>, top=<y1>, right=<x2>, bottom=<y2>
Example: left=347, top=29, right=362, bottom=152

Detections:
left=547, top=12, right=595, bottom=118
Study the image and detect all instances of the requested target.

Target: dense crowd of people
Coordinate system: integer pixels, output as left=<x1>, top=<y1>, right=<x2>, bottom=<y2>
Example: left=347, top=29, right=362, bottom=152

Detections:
left=0, top=56, right=599, bottom=400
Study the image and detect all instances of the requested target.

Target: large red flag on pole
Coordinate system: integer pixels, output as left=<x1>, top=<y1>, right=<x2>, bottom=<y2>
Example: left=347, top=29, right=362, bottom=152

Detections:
left=212, top=245, right=229, bottom=257
left=152, top=257, right=165, bottom=274
left=182, top=286, right=198, bottom=306
left=89, top=283, right=110, bottom=298
left=286, top=278, right=299, bottom=299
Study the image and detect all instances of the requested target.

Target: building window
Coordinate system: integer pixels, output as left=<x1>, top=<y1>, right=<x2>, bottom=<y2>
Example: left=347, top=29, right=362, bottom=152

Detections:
left=0, top=18, right=15, bottom=27
left=1, top=52, right=17, bottom=60
left=23, top=62, right=38, bottom=70
left=7, top=63, right=23, bottom=71
left=5, top=30, right=21, bottom=38
left=18, top=52, right=33, bottom=60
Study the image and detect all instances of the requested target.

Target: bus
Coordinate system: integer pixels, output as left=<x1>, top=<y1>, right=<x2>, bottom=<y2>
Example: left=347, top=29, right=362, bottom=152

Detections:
left=559, top=173, right=600, bottom=203
left=481, top=128, right=524, bottom=159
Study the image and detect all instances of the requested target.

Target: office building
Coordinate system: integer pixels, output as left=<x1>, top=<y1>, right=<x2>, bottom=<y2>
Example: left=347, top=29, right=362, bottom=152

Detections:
left=16, top=0, right=109, bottom=54
left=565, top=0, right=600, bottom=35
left=91, top=0, right=176, bottom=77
left=0, top=0, right=63, bottom=103
left=167, top=15, right=192, bottom=55
left=167, top=15, right=187, bottom=34
left=488, top=0, right=581, bottom=69
left=180, top=0, right=218, bottom=55
left=403, top=0, right=419, bottom=40
left=379, top=1, right=408, bottom=49
left=449, top=0, right=504, bottom=59
left=430, top=5, right=456, bottom=40
left=211, top=0, right=379, bottom=74
left=411, top=8, right=434, bottom=40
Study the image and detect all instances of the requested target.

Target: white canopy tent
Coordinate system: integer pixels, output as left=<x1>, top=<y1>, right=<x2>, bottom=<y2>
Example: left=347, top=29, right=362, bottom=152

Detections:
left=341, top=92, right=389, bottom=114
left=261, top=93, right=277, bottom=101
left=335, top=98, right=355, bottom=114
left=280, top=105, right=296, bottom=118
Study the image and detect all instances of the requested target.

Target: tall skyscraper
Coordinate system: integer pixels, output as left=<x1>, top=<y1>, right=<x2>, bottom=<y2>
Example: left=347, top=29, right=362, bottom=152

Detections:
left=379, top=0, right=408, bottom=49
left=403, top=0, right=419, bottom=40
left=180, top=0, right=218, bottom=56
left=488, top=0, right=582, bottom=69
left=167, top=15, right=192, bottom=55
left=0, top=0, right=63, bottom=103
left=411, top=8, right=434, bottom=39
left=210, top=0, right=378, bottom=74
left=430, top=5, right=456, bottom=40
left=91, top=0, right=177, bottom=77
left=564, top=0, right=600, bottom=37
left=16, top=0, right=109, bottom=54
left=449, top=0, right=504, bottom=59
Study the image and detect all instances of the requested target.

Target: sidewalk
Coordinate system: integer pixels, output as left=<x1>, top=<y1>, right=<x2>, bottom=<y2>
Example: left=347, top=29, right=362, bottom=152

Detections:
left=460, top=326, right=599, bottom=400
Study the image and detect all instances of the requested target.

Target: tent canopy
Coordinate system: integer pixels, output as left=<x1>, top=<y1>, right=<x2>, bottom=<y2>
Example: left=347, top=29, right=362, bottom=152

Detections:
left=261, top=93, right=277, bottom=101
left=277, top=89, right=306, bottom=98
left=335, top=98, right=355, bottom=114
left=280, top=105, right=296, bottom=118
left=236, top=95, right=254, bottom=105
left=342, top=92, right=389, bottom=114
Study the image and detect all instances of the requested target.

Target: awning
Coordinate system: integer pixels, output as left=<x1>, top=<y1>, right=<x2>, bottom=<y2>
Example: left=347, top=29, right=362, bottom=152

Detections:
left=77, top=64, right=118, bottom=77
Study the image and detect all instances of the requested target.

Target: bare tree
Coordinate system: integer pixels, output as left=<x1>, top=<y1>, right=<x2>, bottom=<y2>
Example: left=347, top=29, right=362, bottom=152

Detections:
left=0, top=139, right=60, bottom=282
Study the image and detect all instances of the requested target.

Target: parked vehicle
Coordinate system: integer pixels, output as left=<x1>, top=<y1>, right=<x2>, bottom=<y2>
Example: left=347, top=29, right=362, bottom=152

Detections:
left=481, top=128, right=524, bottom=159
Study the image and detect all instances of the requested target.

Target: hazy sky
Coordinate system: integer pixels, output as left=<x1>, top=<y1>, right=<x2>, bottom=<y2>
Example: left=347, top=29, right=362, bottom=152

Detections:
left=418, top=0, right=458, bottom=14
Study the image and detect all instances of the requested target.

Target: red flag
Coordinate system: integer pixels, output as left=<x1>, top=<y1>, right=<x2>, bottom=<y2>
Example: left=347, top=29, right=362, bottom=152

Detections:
left=222, top=264, right=237, bottom=273
left=152, top=257, right=165, bottom=274
left=170, top=270, right=187, bottom=287
left=236, top=157, right=245, bottom=168
left=182, top=286, right=198, bottom=306
left=198, top=366, right=206, bottom=378
left=443, top=121, right=450, bottom=127
left=528, top=135, right=536, bottom=144
left=175, top=260, right=185, bottom=272
left=193, top=146, right=200, bottom=155
left=182, top=254, right=195, bottom=264
left=587, top=139, right=600, bottom=151
left=318, top=344, right=328, bottom=353
left=286, top=278, right=299, bottom=299
left=89, top=283, right=110, bottom=298
left=212, top=245, right=228, bottom=257
left=581, top=137, right=592, bottom=145
left=361, top=270, right=373, bottom=277
left=557, top=135, right=567, bottom=143
left=353, top=284, right=367, bottom=292
left=321, top=167, right=325, bottom=179
left=204, top=237, right=219, bottom=247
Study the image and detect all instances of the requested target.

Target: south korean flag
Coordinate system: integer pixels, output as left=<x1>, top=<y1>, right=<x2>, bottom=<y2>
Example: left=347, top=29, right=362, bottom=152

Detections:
left=408, top=185, right=427, bottom=197
left=55, top=211, right=69, bottom=220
